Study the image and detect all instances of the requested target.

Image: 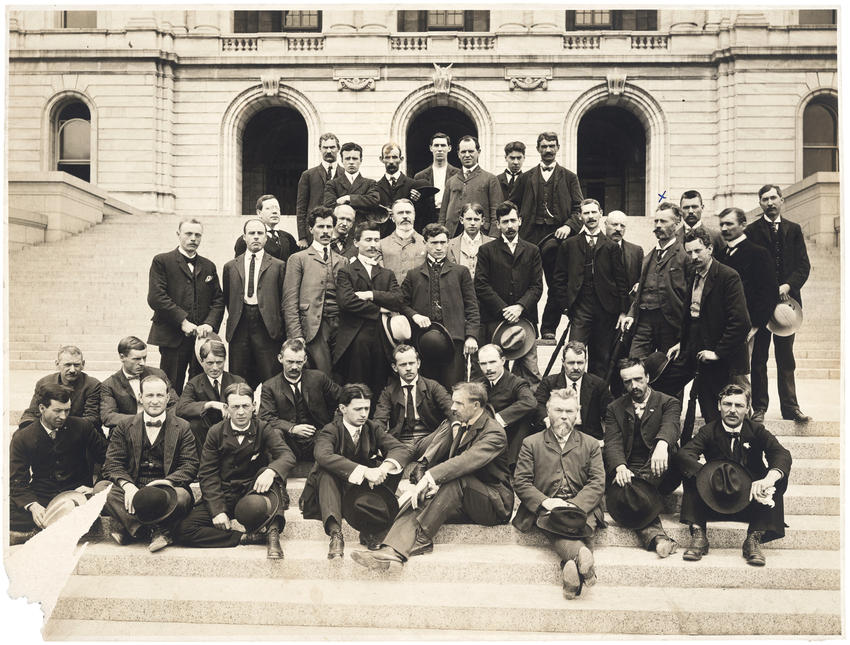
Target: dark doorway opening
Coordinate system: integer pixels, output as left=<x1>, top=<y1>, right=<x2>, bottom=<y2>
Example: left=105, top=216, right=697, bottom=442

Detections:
left=405, top=106, right=478, bottom=176
left=577, top=106, right=646, bottom=216
left=242, top=107, right=308, bottom=215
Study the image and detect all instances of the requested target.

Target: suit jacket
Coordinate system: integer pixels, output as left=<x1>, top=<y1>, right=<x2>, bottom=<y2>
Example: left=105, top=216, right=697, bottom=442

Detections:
left=175, top=371, right=246, bottom=430
left=628, top=241, right=688, bottom=330
left=475, top=237, right=543, bottom=324
left=198, top=417, right=296, bottom=518
left=222, top=252, right=287, bottom=342
left=100, top=366, right=178, bottom=429
left=10, top=416, right=107, bottom=510
left=282, top=246, right=347, bottom=343
left=147, top=249, right=224, bottom=349
left=680, top=260, right=751, bottom=375
left=479, top=372, right=537, bottom=428
left=509, top=165, right=583, bottom=239
left=620, top=239, right=645, bottom=294
left=447, top=233, right=495, bottom=279
left=400, top=260, right=480, bottom=341
left=258, top=369, right=342, bottom=435
left=234, top=229, right=298, bottom=264
left=18, top=372, right=101, bottom=429
left=323, top=173, right=381, bottom=223
left=602, top=389, right=682, bottom=478
left=496, top=170, right=522, bottom=200
left=552, top=233, right=629, bottom=315
left=440, top=166, right=503, bottom=235
left=677, top=223, right=726, bottom=253
left=534, top=372, right=613, bottom=440
left=373, top=376, right=453, bottom=438
left=715, top=237, right=779, bottom=328
left=511, top=427, right=605, bottom=532
left=296, top=163, right=343, bottom=241
left=330, top=233, right=357, bottom=258
left=375, top=173, right=428, bottom=210
left=744, top=217, right=810, bottom=306
left=413, top=164, right=460, bottom=232
left=102, top=412, right=198, bottom=487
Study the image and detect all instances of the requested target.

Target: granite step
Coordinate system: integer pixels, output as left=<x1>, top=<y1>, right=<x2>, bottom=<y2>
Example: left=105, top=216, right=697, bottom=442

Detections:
left=663, top=484, right=839, bottom=516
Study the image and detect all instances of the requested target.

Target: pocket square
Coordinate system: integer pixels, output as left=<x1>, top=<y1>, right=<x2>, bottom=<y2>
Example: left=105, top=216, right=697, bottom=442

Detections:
left=250, top=453, right=259, bottom=461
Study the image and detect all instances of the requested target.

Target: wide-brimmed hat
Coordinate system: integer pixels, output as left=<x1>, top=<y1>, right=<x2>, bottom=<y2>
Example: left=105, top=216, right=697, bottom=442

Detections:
left=42, top=490, right=88, bottom=527
left=382, top=312, right=413, bottom=347
left=642, top=351, right=671, bottom=384
left=696, top=460, right=753, bottom=514
left=342, top=484, right=400, bottom=534
left=414, top=185, right=440, bottom=198
left=194, top=332, right=224, bottom=363
left=414, top=322, right=454, bottom=364
left=537, top=231, right=557, bottom=248
left=766, top=297, right=803, bottom=337
left=234, top=488, right=283, bottom=533
left=605, top=477, right=664, bottom=529
left=535, top=505, right=592, bottom=539
left=133, top=482, right=179, bottom=524
left=492, top=318, right=537, bottom=361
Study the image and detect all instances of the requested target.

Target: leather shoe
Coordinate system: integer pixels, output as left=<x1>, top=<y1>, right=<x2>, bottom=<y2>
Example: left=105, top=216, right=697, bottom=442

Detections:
left=409, top=460, right=428, bottom=485
left=750, top=409, right=766, bottom=424
left=408, top=529, right=434, bottom=557
left=266, top=526, right=283, bottom=560
left=783, top=410, right=811, bottom=424
left=682, top=525, right=709, bottom=561
left=561, top=559, right=582, bottom=599
left=576, top=546, right=596, bottom=587
left=654, top=537, right=677, bottom=559
left=542, top=332, right=556, bottom=341
left=328, top=529, right=344, bottom=560
left=109, top=526, right=129, bottom=546
left=351, top=546, right=404, bottom=572
left=743, top=531, right=766, bottom=566
left=240, top=532, right=264, bottom=545
left=148, top=528, right=173, bottom=553
left=359, top=532, right=382, bottom=551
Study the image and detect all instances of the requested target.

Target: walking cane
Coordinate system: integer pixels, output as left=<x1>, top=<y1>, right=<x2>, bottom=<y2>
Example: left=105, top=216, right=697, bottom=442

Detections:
left=681, top=367, right=700, bottom=446
left=466, top=354, right=472, bottom=382
left=542, top=319, right=572, bottom=379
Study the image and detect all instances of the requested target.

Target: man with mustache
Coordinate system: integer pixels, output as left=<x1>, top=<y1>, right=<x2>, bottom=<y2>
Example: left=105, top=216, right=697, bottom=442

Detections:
left=379, top=199, right=427, bottom=284
left=296, top=133, right=342, bottom=248
left=677, top=190, right=725, bottom=252
left=323, top=141, right=380, bottom=226
left=375, top=142, right=427, bottom=235
left=440, top=135, right=502, bottom=237
left=605, top=210, right=644, bottom=296
left=235, top=195, right=298, bottom=263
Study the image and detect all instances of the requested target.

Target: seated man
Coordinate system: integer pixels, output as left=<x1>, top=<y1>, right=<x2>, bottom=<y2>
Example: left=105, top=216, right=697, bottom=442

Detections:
left=351, top=381, right=513, bottom=571
left=175, top=339, right=245, bottom=458
left=534, top=341, right=612, bottom=441
left=101, top=375, right=198, bottom=552
left=374, top=344, right=453, bottom=450
left=18, top=345, right=101, bottom=429
left=676, top=384, right=792, bottom=566
left=602, top=358, right=681, bottom=558
left=259, top=338, right=342, bottom=462
left=176, top=383, right=296, bottom=559
left=100, top=336, right=177, bottom=431
left=300, top=384, right=409, bottom=558
left=476, top=343, right=536, bottom=471
left=9, top=384, right=108, bottom=542
left=513, top=388, right=604, bottom=599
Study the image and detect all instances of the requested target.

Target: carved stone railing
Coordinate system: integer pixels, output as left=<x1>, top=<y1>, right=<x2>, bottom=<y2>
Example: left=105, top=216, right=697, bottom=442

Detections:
left=631, top=34, right=669, bottom=49
left=390, top=35, right=428, bottom=51
left=562, top=34, right=601, bottom=49
left=287, top=36, right=324, bottom=51
left=458, top=35, right=494, bottom=50
left=221, top=37, right=257, bottom=52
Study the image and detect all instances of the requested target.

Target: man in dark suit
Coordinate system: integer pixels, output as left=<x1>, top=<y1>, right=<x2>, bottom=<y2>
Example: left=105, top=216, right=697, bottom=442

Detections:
left=323, top=141, right=380, bottom=225
left=534, top=341, right=613, bottom=441
left=9, top=384, right=107, bottom=539
left=234, top=195, right=298, bottom=263
left=440, top=136, right=502, bottom=237
left=222, top=218, right=287, bottom=388
left=477, top=344, right=537, bottom=471
left=351, top=382, right=513, bottom=570
left=496, top=141, right=525, bottom=199
left=330, top=204, right=357, bottom=257
left=18, top=345, right=101, bottom=429
left=603, top=358, right=682, bottom=557
left=508, top=131, right=583, bottom=339
left=373, top=345, right=453, bottom=448
left=677, top=384, right=792, bottom=566
left=334, top=222, right=403, bottom=397
left=101, top=375, right=198, bottom=551
left=100, top=336, right=177, bottom=431
left=552, top=198, right=629, bottom=378
left=147, top=217, right=224, bottom=395
left=475, top=201, right=544, bottom=385
left=745, top=184, right=811, bottom=424
left=677, top=189, right=725, bottom=252
left=296, top=133, right=342, bottom=247
left=300, top=383, right=410, bottom=557
left=605, top=210, right=644, bottom=294
left=413, top=132, right=460, bottom=232
left=375, top=143, right=427, bottom=235
left=175, top=340, right=245, bottom=459
left=259, top=338, right=342, bottom=462
left=400, top=223, right=480, bottom=389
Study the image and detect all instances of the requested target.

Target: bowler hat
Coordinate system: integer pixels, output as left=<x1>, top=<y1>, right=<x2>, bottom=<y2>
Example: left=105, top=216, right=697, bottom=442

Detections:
left=234, top=488, right=282, bottom=533
left=42, top=490, right=88, bottom=527
left=492, top=318, right=537, bottom=361
left=537, top=231, right=557, bottom=248
left=382, top=312, right=413, bottom=347
left=766, top=297, right=803, bottom=337
left=133, top=482, right=179, bottom=525
left=696, top=460, right=753, bottom=514
left=535, top=505, right=592, bottom=539
left=414, top=185, right=440, bottom=198
left=605, top=477, right=664, bottom=529
left=642, top=351, right=671, bottom=384
left=342, top=484, right=400, bottom=534
left=194, top=332, right=224, bottom=364
left=415, top=322, right=454, bottom=364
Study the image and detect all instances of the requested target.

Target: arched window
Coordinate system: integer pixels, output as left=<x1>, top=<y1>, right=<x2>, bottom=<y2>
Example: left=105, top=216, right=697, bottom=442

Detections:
left=803, top=95, right=838, bottom=177
left=56, top=102, right=91, bottom=182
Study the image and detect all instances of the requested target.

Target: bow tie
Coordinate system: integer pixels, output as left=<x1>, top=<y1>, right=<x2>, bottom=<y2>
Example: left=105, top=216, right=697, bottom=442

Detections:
left=725, top=430, right=741, bottom=439
left=541, top=166, right=554, bottom=172
left=146, top=420, right=163, bottom=428
left=232, top=426, right=251, bottom=437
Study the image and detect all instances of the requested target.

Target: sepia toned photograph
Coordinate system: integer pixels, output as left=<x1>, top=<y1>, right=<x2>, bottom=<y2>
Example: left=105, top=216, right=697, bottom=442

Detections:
left=3, top=2, right=842, bottom=640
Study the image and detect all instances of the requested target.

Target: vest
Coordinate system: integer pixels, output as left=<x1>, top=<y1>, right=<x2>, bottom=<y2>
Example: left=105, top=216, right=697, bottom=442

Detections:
left=138, top=430, right=166, bottom=485
left=626, top=413, right=650, bottom=470
left=535, top=173, right=558, bottom=225
left=581, top=244, right=595, bottom=296
left=639, top=249, right=664, bottom=311
left=427, top=261, right=444, bottom=322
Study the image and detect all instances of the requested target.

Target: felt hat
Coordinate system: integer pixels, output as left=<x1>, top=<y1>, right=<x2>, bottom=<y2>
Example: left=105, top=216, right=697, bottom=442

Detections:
left=415, top=322, right=454, bottom=364
left=233, top=488, right=283, bottom=533
left=695, top=459, right=753, bottom=514
left=342, top=484, right=400, bottom=534
left=133, top=482, right=179, bottom=525
left=535, top=505, right=592, bottom=539
left=42, top=490, right=88, bottom=527
left=766, top=297, right=803, bottom=337
left=414, top=185, right=440, bottom=198
left=492, top=318, right=537, bottom=361
left=605, top=476, right=665, bottom=530
left=642, top=351, right=671, bottom=384
left=194, top=332, right=224, bottom=363
left=382, top=312, right=413, bottom=347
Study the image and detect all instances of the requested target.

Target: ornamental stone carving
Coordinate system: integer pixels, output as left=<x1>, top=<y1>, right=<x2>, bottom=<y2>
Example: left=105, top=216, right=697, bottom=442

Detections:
left=505, top=68, right=552, bottom=91
left=433, top=63, right=453, bottom=95
left=333, top=68, right=380, bottom=92
left=260, top=75, right=280, bottom=97
left=606, top=71, right=627, bottom=96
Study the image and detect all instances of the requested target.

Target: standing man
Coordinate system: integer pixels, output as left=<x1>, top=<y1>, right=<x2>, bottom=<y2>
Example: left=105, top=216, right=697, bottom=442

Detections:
left=235, top=195, right=298, bottom=263
left=323, top=142, right=380, bottom=226
left=446, top=203, right=494, bottom=280
left=552, top=199, right=629, bottom=377
left=605, top=210, right=644, bottom=295
left=400, top=223, right=480, bottom=389
left=283, top=207, right=347, bottom=375
left=379, top=199, right=428, bottom=284
left=375, top=143, right=425, bottom=232
left=745, top=184, right=811, bottom=423
left=296, top=133, right=342, bottom=247
left=440, top=136, right=502, bottom=237
left=678, top=190, right=725, bottom=252
left=475, top=201, right=543, bottom=385
left=222, top=218, right=287, bottom=389
left=148, top=217, right=224, bottom=395
left=413, top=132, right=460, bottom=232
left=509, top=132, right=584, bottom=339
left=497, top=141, right=526, bottom=199
left=330, top=204, right=357, bottom=258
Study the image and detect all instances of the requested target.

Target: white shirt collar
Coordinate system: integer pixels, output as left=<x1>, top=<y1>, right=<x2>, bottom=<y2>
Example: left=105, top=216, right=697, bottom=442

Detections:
left=463, top=165, right=478, bottom=174
left=143, top=411, right=166, bottom=424
left=566, top=374, right=583, bottom=391
left=392, top=227, right=415, bottom=241
left=489, top=371, right=505, bottom=387
left=633, top=388, right=652, bottom=407
left=722, top=421, right=743, bottom=434
left=345, top=171, right=360, bottom=183
left=321, top=161, right=335, bottom=172
left=540, top=161, right=558, bottom=171
left=284, top=375, right=301, bottom=387
left=580, top=226, right=601, bottom=237
left=357, top=254, right=379, bottom=267
left=312, top=240, right=331, bottom=255
left=427, top=254, right=445, bottom=264
left=683, top=220, right=703, bottom=232
left=122, top=369, right=138, bottom=381
left=177, top=247, right=197, bottom=260
left=763, top=214, right=782, bottom=226
left=342, top=419, right=362, bottom=438
left=726, top=233, right=746, bottom=248
left=401, top=375, right=419, bottom=389
left=502, top=234, right=518, bottom=247
left=246, top=248, right=265, bottom=261
left=463, top=231, right=483, bottom=244
left=230, top=420, right=251, bottom=433
left=656, top=237, right=677, bottom=252
left=385, top=171, right=401, bottom=182
left=40, top=420, right=57, bottom=436
left=207, top=375, right=222, bottom=388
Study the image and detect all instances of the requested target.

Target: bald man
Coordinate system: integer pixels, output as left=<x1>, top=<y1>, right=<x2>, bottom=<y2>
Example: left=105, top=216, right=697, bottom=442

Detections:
left=331, top=204, right=357, bottom=258
left=605, top=211, right=644, bottom=294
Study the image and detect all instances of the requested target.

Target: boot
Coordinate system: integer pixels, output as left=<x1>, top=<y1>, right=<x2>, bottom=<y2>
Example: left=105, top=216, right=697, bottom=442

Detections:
left=328, top=529, right=344, bottom=560
left=682, top=525, right=709, bottom=561
left=743, top=531, right=766, bottom=566
left=408, top=528, right=434, bottom=557
left=266, top=526, right=283, bottom=560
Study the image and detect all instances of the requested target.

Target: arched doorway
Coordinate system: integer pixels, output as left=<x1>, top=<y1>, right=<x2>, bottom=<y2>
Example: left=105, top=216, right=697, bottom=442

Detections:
left=241, top=107, right=308, bottom=215
left=405, top=106, right=478, bottom=176
left=577, top=106, right=646, bottom=216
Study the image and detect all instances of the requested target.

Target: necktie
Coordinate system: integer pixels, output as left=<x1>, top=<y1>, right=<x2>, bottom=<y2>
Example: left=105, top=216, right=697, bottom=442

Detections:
left=247, top=253, right=256, bottom=298
left=326, top=165, right=332, bottom=181
left=389, top=176, right=396, bottom=188
left=508, top=173, right=516, bottom=189
left=449, top=423, right=467, bottom=458
left=587, top=234, right=598, bottom=248
left=146, top=420, right=162, bottom=428
left=48, top=429, right=57, bottom=441
left=542, top=166, right=554, bottom=172
left=213, top=379, right=220, bottom=398
left=726, top=245, right=734, bottom=257
left=572, top=381, right=578, bottom=394
left=403, top=384, right=416, bottom=429
left=232, top=426, right=250, bottom=437
left=463, top=169, right=470, bottom=179
left=323, top=246, right=329, bottom=262
left=773, top=222, right=779, bottom=234
left=726, top=431, right=742, bottom=460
